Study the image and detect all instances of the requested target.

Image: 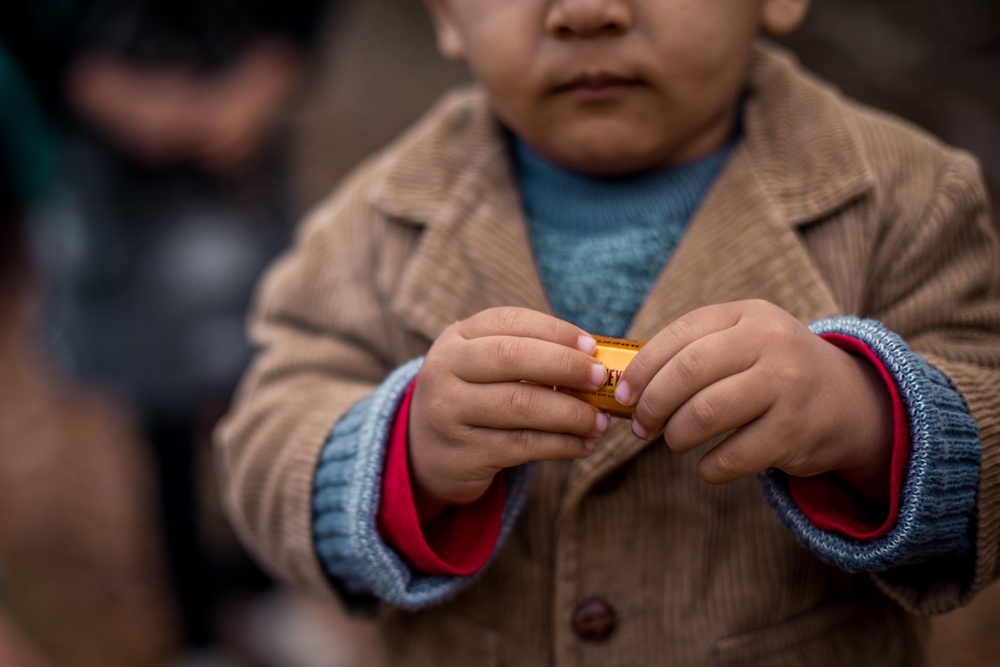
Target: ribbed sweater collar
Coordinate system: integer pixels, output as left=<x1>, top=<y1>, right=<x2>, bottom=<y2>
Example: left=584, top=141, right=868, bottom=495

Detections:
left=512, top=138, right=732, bottom=233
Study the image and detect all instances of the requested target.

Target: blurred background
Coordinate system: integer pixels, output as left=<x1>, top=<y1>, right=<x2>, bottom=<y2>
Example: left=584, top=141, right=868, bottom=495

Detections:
left=0, top=0, right=997, bottom=665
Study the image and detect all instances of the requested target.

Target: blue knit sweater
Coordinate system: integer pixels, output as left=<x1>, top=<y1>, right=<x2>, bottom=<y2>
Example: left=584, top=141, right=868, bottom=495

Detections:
left=311, top=141, right=981, bottom=609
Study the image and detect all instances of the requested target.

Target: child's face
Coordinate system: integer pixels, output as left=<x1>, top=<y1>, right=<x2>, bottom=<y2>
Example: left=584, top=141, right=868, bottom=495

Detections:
left=425, top=0, right=809, bottom=175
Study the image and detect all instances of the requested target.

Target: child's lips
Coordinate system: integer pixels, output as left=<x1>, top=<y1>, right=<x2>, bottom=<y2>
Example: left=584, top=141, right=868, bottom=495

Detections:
left=553, top=72, right=644, bottom=100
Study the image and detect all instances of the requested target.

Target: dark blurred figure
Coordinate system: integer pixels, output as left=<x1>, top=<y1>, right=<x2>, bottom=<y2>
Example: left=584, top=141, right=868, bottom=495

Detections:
left=0, top=40, right=57, bottom=281
left=1, top=44, right=180, bottom=667
left=2, top=0, right=335, bottom=661
left=1, top=132, right=56, bottom=667
left=0, top=55, right=51, bottom=667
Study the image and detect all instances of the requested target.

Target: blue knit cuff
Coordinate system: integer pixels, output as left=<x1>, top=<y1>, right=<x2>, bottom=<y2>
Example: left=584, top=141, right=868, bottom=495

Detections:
left=760, top=316, right=980, bottom=574
left=311, top=357, right=533, bottom=609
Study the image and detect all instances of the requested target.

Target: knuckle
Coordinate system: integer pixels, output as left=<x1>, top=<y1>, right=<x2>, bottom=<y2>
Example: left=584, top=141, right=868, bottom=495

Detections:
left=771, top=360, right=805, bottom=389
left=429, top=391, right=464, bottom=432
left=704, top=448, right=739, bottom=483
left=672, top=348, right=705, bottom=386
left=544, top=317, right=565, bottom=344
left=561, top=350, right=588, bottom=384
left=632, top=399, right=661, bottom=439
left=666, top=315, right=697, bottom=348
left=778, top=447, right=811, bottom=476
left=744, top=298, right=781, bottom=321
left=632, top=395, right=652, bottom=425
left=491, top=306, right=523, bottom=332
left=623, top=351, right=653, bottom=383
left=687, top=394, right=718, bottom=432
left=780, top=319, right=803, bottom=342
left=494, top=336, right=525, bottom=371
left=575, top=405, right=601, bottom=436
left=762, top=315, right=800, bottom=344
left=509, top=427, right=537, bottom=454
left=506, top=385, right=538, bottom=420
left=426, top=392, right=451, bottom=420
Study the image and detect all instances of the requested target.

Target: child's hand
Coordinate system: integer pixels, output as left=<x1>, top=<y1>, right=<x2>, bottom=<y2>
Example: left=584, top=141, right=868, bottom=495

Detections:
left=616, top=300, right=893, bottom=501
left=410, top=307, right=610, bottom=518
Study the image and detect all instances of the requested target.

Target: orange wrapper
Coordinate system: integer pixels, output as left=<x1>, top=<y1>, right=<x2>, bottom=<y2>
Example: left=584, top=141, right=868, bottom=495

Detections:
left=557, top=335, right=645, bottom=418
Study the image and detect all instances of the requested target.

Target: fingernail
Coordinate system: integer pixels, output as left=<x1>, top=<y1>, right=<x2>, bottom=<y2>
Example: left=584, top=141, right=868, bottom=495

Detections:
left=577, top=335, right=597, bottom=355
left=590, top=363, right=607, bottom=387
left=595, top=411, right=610, bottom=434
left=615, top=381, right=631, bottom=405
left=583, top=439, right=596, bottom=451
left=631, top=420, right=648, bottom=439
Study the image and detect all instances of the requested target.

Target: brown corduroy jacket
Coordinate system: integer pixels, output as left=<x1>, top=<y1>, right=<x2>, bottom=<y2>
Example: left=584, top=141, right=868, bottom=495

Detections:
left=217, top=45, right=1000, bottom=666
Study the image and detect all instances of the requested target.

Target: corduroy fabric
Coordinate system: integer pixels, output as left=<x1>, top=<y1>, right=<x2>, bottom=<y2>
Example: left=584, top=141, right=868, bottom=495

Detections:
left=215, top=43, right=1000, bottom=666
left=306, top=152, right=979, bottom=612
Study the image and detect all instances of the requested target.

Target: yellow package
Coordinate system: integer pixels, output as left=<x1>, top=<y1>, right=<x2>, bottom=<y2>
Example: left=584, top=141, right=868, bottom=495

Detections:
left=557, top=335, right=645, bottom=418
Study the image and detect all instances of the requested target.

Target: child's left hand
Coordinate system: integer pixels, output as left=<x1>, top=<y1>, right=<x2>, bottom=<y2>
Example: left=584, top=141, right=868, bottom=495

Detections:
left=614, top=299, right=893, bottom=502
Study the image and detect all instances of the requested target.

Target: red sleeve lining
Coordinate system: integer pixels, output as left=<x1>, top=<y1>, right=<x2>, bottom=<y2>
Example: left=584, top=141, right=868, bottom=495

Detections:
left=376, top=379, right=504, bottom=575
left=787, top=333, right=911, bottom=539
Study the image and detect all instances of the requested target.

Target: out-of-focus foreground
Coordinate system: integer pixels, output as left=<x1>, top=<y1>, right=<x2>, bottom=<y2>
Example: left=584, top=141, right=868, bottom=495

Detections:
left=0, top=0, right=997, bottom=665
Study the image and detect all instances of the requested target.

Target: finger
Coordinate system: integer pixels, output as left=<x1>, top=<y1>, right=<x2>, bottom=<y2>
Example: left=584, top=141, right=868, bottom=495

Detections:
left=661, top=371, right=771, bottom=453
left=616, top=303, right=744, bottom=406
left=695, top=421, right=778, bottom=485
left=457, top=307, right=596, bottom=354
left=630, top=326, right=759, bottom=440
left=454, top=335, right=607, bottom=389
left=480, top=427, right=601, bottom=469
left=458, top=382, right=611, bottom=440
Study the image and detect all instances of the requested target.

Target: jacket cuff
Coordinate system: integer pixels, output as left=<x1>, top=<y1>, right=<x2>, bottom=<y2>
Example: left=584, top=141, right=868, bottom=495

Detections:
left=311, top=357, right=533, bottom=609
left=760, top=316, right=980, bottom=573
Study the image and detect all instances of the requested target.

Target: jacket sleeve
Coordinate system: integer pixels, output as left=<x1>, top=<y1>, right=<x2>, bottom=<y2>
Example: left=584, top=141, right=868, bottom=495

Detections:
left=213, top=166, right=413, bottom=597
left=311, top=357, right=532, bottom=611
left=213, top=158, right=531, bottom=607
left=771, top=147, right=1000, bottom=615
left=761, top=318, right=980, bottom=588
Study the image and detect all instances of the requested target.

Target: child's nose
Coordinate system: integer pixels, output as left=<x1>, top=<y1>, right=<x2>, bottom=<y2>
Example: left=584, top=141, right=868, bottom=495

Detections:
left=545, top=0, right=633, bottom=38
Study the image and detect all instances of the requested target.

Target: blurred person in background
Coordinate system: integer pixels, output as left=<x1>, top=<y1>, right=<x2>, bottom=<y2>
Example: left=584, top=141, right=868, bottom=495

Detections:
left=2, top=0, right=337, bottom=662
left=0, top=51, right=52, bottom=667
left=0, top=42, right=180, bottom=667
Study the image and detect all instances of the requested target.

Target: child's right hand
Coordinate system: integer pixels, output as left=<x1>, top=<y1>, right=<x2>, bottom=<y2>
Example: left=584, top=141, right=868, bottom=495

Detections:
left=409, top=307, right=610, bottom=519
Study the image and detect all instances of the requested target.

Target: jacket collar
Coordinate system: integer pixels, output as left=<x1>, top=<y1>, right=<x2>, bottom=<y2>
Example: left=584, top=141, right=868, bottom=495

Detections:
left=740, top=43, right=875, bottom=227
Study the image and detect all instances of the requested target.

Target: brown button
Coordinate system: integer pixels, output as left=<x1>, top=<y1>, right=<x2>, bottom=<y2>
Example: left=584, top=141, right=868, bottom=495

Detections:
left=572, top=597, right=617, bottom=641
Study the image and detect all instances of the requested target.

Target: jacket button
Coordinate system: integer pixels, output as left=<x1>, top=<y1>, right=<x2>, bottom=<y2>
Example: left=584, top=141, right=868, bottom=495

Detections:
left=572, top=597, right=617, bottom=641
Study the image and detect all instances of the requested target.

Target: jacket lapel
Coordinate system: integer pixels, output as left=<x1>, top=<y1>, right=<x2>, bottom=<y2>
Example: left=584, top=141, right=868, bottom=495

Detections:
left=370, top=91, right=550, bottom=342
left=630, top=148, right=843, bottom=340
left=387, top=170, right=550, bottom=342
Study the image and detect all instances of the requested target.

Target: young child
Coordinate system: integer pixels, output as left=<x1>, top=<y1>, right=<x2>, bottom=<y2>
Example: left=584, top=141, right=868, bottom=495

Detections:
left=216, top=0, right=1000, bottom=664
